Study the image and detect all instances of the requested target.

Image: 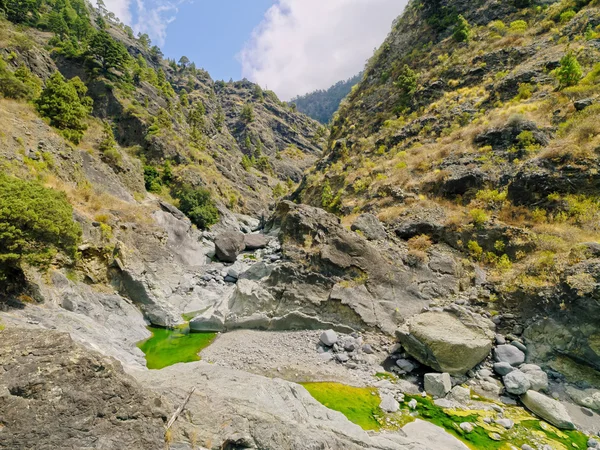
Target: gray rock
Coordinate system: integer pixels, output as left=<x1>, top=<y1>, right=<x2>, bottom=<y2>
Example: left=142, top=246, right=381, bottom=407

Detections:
left=396, top=358, right=417, bottom=373
left=362, top=344, right=375, bottom=354
left=459, top=422, right=474, bottom=433
left=589, top=438, right=599, bottom=448
left=424, top=373, right=452, bottom=398
left=575, top=98, right=594, bottom=111
left=215, top=231, right=246, bottom=263
left=189, top=310, right=225, bottom=332
left=403, top=420, right=471, bottom=450
left=320, top=330, right=338, bottom=347
left=408, top=399, right=418, bottom=409
left=494, top=362, right=515, bottom=376
left=503, top=370, right=531, bottom=395
left=521, top=390, right=575, bottom=430
left=522, top=445, right=533, bottom=450
left=494, top=344, right=525, bottom=366
left=379, top=394, right=399, bottom=413
left=478, top=369, right=493, bottom=378
left=495, top=418, right=514, bottom=429
left=448, top=386, right=471, bottom=404
left=351, top=214, right=387, bottom=241
left=244, top=233, right=268, bottom=251
left=520, top=365, right=548, bottom=392
left=495, top=334, right=506, bottom=345
left=397, top=309, right=495, bottom=375
left=511, top=340, right=527, bottom=353
left=336, top=353, right=349, bottom=363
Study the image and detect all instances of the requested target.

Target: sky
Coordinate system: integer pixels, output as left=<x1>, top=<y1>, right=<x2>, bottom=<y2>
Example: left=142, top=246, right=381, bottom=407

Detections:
left=99, top=0, right=408, bottom=100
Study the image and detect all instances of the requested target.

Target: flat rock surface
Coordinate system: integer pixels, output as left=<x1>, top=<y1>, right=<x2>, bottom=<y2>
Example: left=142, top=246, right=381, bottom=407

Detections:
left=402, top=420, right=470, bottom=450
left=201, top=329, right=392, bottom=385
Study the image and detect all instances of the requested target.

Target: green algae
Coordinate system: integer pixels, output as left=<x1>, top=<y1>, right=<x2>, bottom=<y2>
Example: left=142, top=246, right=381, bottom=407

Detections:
left=302, top=382, right=591, bottom=450
left=137, top=326, right=216, bottom=370
left=301, top=382, right=384, bottom=430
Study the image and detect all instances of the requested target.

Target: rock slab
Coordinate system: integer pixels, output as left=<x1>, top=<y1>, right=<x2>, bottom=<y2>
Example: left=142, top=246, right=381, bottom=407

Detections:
left=521, top=390, right=575, bottom=430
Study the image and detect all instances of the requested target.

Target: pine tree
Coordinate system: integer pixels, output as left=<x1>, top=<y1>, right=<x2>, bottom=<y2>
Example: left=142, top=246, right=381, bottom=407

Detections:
left=555, top=52, right=582, bottom=89
left=453, top=15, right=471, bottom=43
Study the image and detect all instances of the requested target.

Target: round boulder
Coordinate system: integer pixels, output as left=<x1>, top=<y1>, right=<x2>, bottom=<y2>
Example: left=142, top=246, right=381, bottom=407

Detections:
left=215, top=231, right=246, bottom=263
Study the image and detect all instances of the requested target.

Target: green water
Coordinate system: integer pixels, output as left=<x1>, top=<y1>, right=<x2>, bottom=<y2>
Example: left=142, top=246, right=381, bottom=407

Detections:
left=302, top=382, right=591, bottom=450
left=137, top=326, right=216, bottom=370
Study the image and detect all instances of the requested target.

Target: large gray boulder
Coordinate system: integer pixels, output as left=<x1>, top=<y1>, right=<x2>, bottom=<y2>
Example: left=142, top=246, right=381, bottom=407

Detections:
left=396, top=308, right=495, bottom=375
left=521, top=391, right=575, bottom=430
left=351, top=214, right=387, bottom=241
left=244, top=233, right=268, bottom=251
left=215, top=231, right=246, bottom=263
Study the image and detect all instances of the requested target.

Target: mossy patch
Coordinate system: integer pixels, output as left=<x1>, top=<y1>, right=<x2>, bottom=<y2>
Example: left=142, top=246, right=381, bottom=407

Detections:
left=137, top=326, right=216, bottom=370
left=302, top=383, right=591, bottom=450
left=301, top=382, right=384, bottom=430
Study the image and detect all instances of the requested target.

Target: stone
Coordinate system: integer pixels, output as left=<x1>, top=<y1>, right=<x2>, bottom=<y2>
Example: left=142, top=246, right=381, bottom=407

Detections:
left=478, top=369, right=493, bottom=378
left=522, top=445, right=533, bottom=450
left=448, top=386, right=471, bottom=404
left=189, top=310, right=225, bottom=332
left=494, top=362, right=515, bottom=376
left=511, top=340, right=527, bottom=353
left=351, top=214, right=387, bottom=241
left=520, top=366, right=548, bottom=392
left=575, top=98, right=594, bottom=111
left=0, top=329, right=166, bottom=449
left=320, top=330, right=338, bottom=347
left=566, top=386, right=600, bottom=412
left=589, top=438, right=599, bottom=448
left=495, top=334, right=506, bottom=345
left=403, top=420, right=471, bottom=450
left=336, top=353, right=349, bottom=363
left=379, top=394, right=399, bottom=413
left=494, top=345, right=525, bottom=366
left=244, top=233, right=268, bottom=251
left=521, top=391, right=575, bottom=430
left=396, top=358, right=417, bottom=373
left=503, top=370, right=531, bottom=395
left=424, top=373, right=452, bottom=398
left=495, top=418, right=514, bottom=429
left=214, top=231, right=246, bottom=263
left=396, top=310, right=495, bottom=375
left=362, top=344, right=374, bottom=354
left=408, top=399, right=418, bottom=409
left=459, top=422, right=474, bottom=433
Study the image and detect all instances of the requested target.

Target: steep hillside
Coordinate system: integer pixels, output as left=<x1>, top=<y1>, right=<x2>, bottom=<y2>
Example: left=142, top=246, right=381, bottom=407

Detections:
left=298, top=0, right=600, bottom=374
left=291, top=73, right=362, bottom=123
left=0, top=3, right=326, bottom=219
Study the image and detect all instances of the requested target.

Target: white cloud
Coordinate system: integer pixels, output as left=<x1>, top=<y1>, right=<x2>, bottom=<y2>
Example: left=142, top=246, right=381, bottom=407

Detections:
left=96, top=0, right=184, bottom=46
left=240, top=0, right=408, bottom=100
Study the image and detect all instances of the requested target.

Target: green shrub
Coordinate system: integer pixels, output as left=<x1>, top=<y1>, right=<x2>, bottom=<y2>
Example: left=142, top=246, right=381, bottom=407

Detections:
left=0, top=58, right=41, bottom=100
left=0, top=174, right=81, bottom=281
left=321, top=180, right=334, bottom=208
left=98, top=121, right=121, bottom=166
left=143, top=165, right=162, bottom=192
left=469, top=208, right=489, bottom=227
left=241, top=103, right=254, bottom=123
left=453, top=15, right=471, bottom=42
left=509, top=20, right=528, bottom=34
left=467, top=240, right=483, bottom=259
left=554, top=52, right=583, bottom=89
left=559, top=10, right=576, bottom=23
left=395, top=65, right=418, bottom=106
left=35, top=72, right=93, bottom=143
left=176, top=185, right=220, bottom=230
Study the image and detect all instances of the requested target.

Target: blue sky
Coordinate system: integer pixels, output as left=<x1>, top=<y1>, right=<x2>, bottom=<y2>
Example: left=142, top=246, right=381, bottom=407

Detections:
left=160, top=1, right=274, bottom=82
left=102, top=0, right=407, bottom=99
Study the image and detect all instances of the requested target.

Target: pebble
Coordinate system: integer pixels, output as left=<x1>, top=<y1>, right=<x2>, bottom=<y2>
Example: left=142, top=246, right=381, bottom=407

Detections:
left=589, top=438, right=600, bottom=448
left=490, top=433, right=503, bottom=441
left=362, top=344, right=374, bottom=354
left=320, top=330, right=338, bottom=347
left=459, top=422, right=474, bottom=433
left=335, top=353, right=349, bottom=363
left=511, top=340, right=527, bottom=353
left=478, top=369, right=493, bottom=379
left=521, top=445, right=533, bottom=450
left=396, top=358, right=417, bottom=373
left=408, top=399, right=418, bottom=409
left=495, top=334, right=506, bottom=345
left=496, top=418, right=514, bottom=429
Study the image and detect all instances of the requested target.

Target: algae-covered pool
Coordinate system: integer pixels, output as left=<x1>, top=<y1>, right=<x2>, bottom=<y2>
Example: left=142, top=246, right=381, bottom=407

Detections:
left=302, top=382, right=591, bottom=450
left=137, top=326, right=217, bottom=370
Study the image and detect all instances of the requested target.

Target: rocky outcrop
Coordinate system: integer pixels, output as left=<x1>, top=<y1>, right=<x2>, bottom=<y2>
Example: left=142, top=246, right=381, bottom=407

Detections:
left=0, top=328, right=167, bottom=450
left=396, top=307, right=495, bottom=375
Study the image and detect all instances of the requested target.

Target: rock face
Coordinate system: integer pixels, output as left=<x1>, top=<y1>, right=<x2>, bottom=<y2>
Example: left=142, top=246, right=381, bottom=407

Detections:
left=521, top=390, right=575, bottom=430
left=215, top=231, right=246, bottom=263
left=351, top=214, right=387, bottom=241
left=0, top=328, right=167, bottom=450
left=396, top=308, right=495, bottom=375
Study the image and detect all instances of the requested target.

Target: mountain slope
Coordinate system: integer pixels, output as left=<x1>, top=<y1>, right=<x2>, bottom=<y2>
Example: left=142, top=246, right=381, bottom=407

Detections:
left=297, top=0, right=600, bottom=373
left=291, top=73, right=362, bottom=123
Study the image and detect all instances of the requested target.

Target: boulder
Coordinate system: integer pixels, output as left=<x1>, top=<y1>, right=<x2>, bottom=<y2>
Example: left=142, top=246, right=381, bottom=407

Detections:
left=396, top=358, right=417, bottom=373
left=379, top=394, right=399, bottom=413
left=448, top=386, right=471, bottom=404
left=520, top=365, right=548, bottom=392
left=396, top=309, right=494, bottom=375
left=244, top=233, right=268, bottom=251
left=493, top=362, right=515, bottom=376
left=503, top=370, right=531, bottom=395
left=521, top=391, right=575, bottom=430
left=351, top=214, right=387, bottom=241
left=214, top=231, right=246, bottom=263
left=424, top=373, right=452, bottom=398
left=494, top=344, right=525, bottom=366
left=320, top=330, right=338, bottom=347
left=189, top=309, right=225, bottom=332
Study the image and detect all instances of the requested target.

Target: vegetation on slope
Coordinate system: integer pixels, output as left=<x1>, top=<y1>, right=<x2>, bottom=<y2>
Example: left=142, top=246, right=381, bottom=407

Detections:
left=291, top=73, right=363, bottom=124
left=298, top=0, right=600, bottom=308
